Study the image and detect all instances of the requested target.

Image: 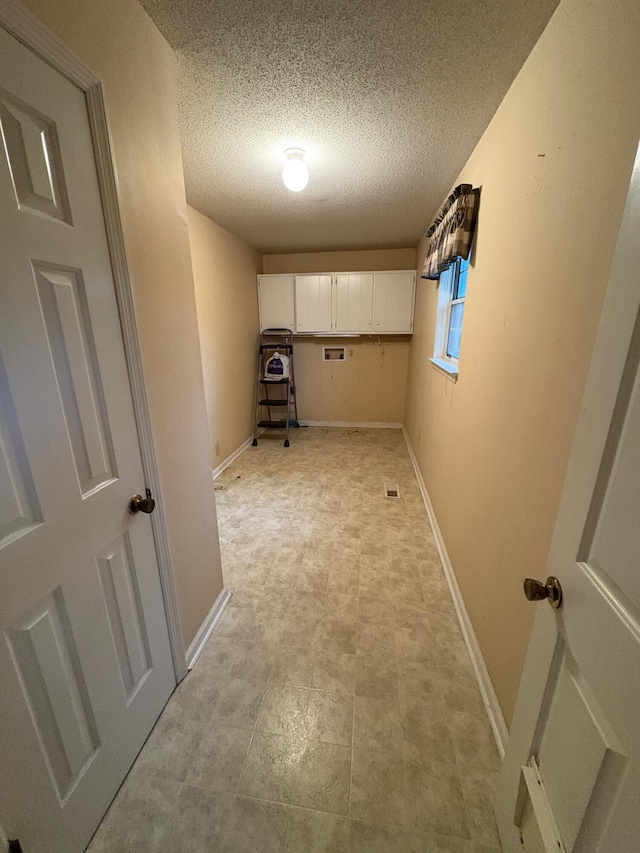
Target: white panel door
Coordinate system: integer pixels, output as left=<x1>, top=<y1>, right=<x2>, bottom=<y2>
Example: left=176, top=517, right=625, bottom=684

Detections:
left=0, top=27, right=175, bottom=853
left=372, top=271, right=416, bottom=333
left=258, top=275, right=295, bottom=332
left=496, top=145, right=640, bottom=852
left=295, top=274, right=333, bottom=332
left=335, top=273, right=374, bottom=333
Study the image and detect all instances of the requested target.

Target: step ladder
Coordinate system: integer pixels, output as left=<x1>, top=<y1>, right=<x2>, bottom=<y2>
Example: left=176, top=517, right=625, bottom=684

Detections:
left=252, top=328, right=299, bottom=447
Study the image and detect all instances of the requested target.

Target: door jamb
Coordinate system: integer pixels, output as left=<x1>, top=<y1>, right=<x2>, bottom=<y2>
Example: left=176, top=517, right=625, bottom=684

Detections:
left=0, top=0, right=188, bottom=683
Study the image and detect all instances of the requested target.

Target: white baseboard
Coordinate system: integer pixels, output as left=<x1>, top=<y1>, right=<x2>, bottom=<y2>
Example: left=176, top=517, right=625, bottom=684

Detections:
left=402, top=426, right=509, bottom=758
left=299, top=420, right=404, bottom=429
left=213, top=436, right=253, bottom=480
left=185, top=587, right=232, bottom=670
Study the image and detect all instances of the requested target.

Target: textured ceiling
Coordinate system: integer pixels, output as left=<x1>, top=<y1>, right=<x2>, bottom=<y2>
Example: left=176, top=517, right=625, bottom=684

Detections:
left=141, top=0, right=559, bottom=253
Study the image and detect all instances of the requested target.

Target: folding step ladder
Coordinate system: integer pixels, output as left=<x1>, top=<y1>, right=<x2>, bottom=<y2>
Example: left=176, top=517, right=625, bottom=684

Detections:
left=252, top=328, right=299, bottom=447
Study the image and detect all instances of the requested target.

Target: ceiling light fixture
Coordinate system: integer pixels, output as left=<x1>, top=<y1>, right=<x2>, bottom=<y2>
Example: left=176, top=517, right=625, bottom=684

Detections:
left=282, top=148, right=309, bottom=192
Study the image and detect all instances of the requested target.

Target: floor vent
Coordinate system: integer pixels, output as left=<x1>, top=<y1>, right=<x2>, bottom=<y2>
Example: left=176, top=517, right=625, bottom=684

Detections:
left=384, top=483, right=400, bottom=498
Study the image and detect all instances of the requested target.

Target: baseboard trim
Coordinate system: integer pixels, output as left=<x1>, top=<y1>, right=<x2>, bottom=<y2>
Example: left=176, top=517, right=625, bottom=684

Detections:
left=299, top=420, right=404, bottom=429
left=402, top=426, right=509, bottom=758
left=185, top=587, right=232, bottom=670
left=213, top=436, right=253, bottom=480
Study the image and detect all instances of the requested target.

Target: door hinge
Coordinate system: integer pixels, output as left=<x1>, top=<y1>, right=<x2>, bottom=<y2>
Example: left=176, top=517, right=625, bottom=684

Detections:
left=9, top=841, right=23, bottom=853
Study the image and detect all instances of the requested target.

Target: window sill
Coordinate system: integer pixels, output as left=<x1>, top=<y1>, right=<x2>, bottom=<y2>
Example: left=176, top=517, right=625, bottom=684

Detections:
left=430, top=357, right=459, bottom=382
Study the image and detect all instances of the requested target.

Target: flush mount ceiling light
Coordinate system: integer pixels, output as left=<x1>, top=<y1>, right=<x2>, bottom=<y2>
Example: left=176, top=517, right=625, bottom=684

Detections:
left=282, top=148, right=309, bottom=192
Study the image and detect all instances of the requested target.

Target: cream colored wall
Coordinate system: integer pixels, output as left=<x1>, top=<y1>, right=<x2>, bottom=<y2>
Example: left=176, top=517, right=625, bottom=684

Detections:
left=263, top=248, right=416, bottom=275
left=295, top=337, right=409, bottom=423
left=405, top=0, right=640, bottom=725
left=264, top=248, right=416, bottom=423
left=188, top=206, right=262, bottom=466
left=23, top=0, right=224, bottom=649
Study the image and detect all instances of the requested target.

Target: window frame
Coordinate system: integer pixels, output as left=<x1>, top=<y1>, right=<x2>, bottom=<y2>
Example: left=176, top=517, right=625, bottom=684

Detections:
left=430, top=256, right=468, bottom=381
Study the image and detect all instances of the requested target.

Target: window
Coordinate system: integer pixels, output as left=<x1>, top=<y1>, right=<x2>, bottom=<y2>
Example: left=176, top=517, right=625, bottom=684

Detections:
left=430, top=255, right=469, bottom=380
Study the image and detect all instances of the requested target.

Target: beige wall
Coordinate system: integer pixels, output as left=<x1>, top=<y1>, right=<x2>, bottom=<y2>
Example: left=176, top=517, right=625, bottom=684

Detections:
left=264, top=248, right=416, bottom=423
left=188, top=206, right=262, bottom=466
left=263, top=248, right=416, bottom=275
left=24, top=0, right=224, bottom=648
left=295, top=337, right=409, bottom=423
left=405, top=0, right=640, bottom=725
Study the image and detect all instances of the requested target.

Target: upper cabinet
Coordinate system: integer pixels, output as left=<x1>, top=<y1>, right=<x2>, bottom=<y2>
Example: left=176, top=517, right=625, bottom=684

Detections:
left=335, top=273, right=374, bottom=333
left=372, top=271, right=416, bottom=333
left=295, top=275, right=332, bottom=333
left=258, top=275, right=295, bottom=332
left=257, top=269, right=416, bottom=335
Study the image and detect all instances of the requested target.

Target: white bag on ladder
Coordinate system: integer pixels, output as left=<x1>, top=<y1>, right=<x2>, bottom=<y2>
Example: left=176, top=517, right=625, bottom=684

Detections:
left=264, top=351, right=290, bottom=380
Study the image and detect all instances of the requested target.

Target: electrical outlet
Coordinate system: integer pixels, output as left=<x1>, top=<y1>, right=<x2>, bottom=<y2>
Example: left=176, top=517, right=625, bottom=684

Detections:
left=215, top=442, right=221, bottom=457
left=349, top=348, right=354, bottom=358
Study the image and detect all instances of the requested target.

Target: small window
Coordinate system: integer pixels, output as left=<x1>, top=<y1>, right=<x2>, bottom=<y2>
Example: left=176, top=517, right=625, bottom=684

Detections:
left=431, top=255, right=470, bottom=380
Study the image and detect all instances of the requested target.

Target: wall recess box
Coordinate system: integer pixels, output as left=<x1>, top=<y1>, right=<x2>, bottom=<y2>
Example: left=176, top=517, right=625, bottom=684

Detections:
left=322, top=346, right=346, bottom=362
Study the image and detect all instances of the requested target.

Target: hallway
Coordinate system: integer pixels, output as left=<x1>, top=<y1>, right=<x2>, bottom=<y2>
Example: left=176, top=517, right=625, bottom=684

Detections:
left=89, top=428, right=501, bottom=852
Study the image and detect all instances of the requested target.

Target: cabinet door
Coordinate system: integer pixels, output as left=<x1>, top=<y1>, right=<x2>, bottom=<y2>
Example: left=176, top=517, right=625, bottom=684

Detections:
left=295, top=275, right=333, bottom=332
left=335, top=273, right=374, bottom=333
left=373, top=271, right=416, bottom=333
left=258, top=275, right=295, bottom=332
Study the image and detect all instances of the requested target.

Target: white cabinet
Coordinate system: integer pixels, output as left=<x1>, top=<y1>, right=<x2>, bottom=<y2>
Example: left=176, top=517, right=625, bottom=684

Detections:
left=258, top=275, right=295, bottom=332
left=373, top=271, right=416, bottom=333
left=257, top=270, right=416, bottom=334
left=294, top=274, right=332, bottom=333
left=335, top=273, right=374, bottom=333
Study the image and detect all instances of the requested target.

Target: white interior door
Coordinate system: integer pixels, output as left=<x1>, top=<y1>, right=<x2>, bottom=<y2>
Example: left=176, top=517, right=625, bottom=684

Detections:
left=335, top=273, right=373, bottom=333
left=496, top=144, right=640, bottom=852
left=0, top=26, right=175, bottom=853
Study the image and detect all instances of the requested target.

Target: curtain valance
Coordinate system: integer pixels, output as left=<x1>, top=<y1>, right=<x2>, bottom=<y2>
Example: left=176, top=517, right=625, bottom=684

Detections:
left=421, top=184, right=480, bottom=280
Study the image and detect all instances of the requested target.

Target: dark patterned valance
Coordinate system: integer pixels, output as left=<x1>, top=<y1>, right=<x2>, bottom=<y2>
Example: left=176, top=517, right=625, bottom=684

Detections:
left=421, top=184, right=480, bottom=280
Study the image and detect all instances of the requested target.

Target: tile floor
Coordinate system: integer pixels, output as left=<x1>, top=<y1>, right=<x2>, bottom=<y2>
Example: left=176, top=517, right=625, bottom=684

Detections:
left=88, top=427, right=502, bottom=852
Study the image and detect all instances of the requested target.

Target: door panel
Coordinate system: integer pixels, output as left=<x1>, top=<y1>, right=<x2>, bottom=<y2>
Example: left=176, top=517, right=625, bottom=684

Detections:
left=34, top=263, right=116, bottom=494
left=7, top=587, right=101, bottom=802
left=295, top=274, right=332, bottom=332
left=0, top=352, right=42, bottom=545
left=532, top=641, right=628, bottom=850
left=335, top=273, right=373, bottom=333
left=97, top=533, right=152, bottom=700
left=258, top=275, right=295, bottom=332
left=0, top=25, right=175, bottom=852
left=373, top=271, right=415, bottom=333
left=496, top=145, right=640, bottom=853
left=0, top=87, right=71, bottom=223
left=586, top=365, right=640, bottom=603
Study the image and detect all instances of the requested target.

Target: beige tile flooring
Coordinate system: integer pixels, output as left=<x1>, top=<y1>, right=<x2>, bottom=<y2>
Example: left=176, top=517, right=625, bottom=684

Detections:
left=89, top=427, right=502, bottom=852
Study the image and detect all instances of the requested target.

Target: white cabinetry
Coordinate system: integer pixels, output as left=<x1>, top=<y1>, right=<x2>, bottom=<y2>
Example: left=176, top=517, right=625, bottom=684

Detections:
left=257, top=269, right=416, bottom=334
left=258, top=275, right=295, bottom=332
left=373, top=271, right=416, bottom=333
left=335, top=273, right=374, bottom=333
left=294, top=274, right=332, bottom=333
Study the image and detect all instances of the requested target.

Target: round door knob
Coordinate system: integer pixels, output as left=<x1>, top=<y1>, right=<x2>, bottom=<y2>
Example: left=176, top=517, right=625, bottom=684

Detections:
left=523, top=576, right=562, bottom=609
left=130, top=488, right=155, bottom=514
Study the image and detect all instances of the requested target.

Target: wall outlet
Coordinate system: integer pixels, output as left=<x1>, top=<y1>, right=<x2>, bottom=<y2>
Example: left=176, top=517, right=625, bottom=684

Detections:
left=215, top=442, right=221, bottom=457
left=349, top=348, right=354, bottom=358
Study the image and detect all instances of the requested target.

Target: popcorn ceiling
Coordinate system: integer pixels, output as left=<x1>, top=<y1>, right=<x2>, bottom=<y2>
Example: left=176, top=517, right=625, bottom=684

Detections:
left=141, top=0, right=559, bottom=253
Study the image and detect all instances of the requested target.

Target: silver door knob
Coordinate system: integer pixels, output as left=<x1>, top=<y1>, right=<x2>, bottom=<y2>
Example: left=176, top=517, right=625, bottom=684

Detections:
left=523, top=576, right=562, bottom=609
